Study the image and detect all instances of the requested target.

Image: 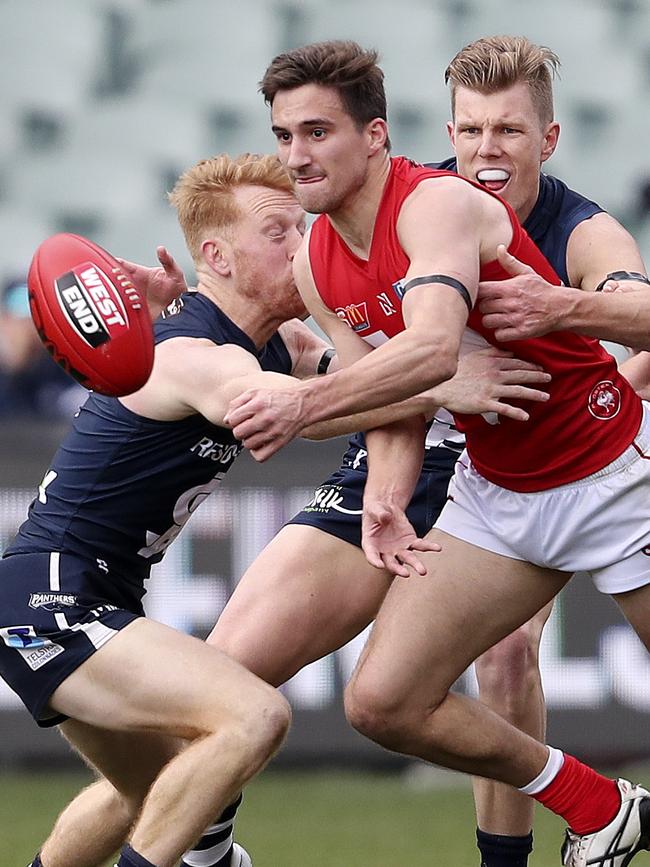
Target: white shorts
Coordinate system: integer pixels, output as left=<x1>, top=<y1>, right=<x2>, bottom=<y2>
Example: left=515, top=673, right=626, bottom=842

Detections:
left=434, top=404, right=650, bottom=594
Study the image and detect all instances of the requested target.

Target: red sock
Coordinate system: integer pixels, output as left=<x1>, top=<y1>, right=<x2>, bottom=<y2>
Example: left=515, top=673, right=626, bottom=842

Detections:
left=533, top=753, right=620, bottom=834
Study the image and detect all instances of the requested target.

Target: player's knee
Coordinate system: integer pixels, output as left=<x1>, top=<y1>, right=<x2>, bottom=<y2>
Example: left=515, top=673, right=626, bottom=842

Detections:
left=475, top=626, right=542, bottom=710
left=236, top=688, right=292, bottom=758
left=344, top=686, right=391, bottom=745
left=261, top=691, right=292, bottom=750
left=197, top=689, right=290, bottom=778
left=344, top=679, right=416, bottom=750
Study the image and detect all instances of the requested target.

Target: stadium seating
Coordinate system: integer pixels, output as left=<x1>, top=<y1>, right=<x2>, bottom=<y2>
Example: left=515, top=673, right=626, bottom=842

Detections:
left=0, top=1, right=103, bottom=115
left=0, top=208, right=56, bottom=287
left=1, top=0, right=649, bottom=278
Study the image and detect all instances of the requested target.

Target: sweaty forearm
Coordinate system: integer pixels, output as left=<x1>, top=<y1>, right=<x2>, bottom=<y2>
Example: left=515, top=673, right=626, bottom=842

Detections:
left=294, top=328, right=457, bottom=428
left=557, top=288, right=650, bottom=349
left=301, top=391, right=437, bottom=440
left=364, top=418, right=426, bottom=511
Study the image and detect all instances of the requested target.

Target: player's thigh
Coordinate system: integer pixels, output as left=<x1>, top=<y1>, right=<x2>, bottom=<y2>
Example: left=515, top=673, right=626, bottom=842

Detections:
left=351, top=530, right=568, bottom=710
left=210, top=524, right=391, bottom=683
left=50, top=617, right=284, bottom=737
left=60, top=719, right=180, bottom=800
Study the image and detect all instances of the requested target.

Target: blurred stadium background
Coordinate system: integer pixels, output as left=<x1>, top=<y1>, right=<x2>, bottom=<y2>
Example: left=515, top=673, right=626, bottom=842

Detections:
left=2, top=0, right=650, bottom=863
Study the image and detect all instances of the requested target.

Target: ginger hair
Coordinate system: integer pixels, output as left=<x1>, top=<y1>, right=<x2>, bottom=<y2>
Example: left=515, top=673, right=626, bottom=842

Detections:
left=169, top=153, right=293, bottom=262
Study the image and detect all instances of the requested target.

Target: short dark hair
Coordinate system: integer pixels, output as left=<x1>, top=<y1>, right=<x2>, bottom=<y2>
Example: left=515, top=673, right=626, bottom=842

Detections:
left=260, top=40, right=389, bottom=142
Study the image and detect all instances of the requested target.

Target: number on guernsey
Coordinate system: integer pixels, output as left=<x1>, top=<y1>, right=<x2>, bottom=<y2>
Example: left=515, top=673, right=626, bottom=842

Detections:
left=138, top=474, right=225, bottom=558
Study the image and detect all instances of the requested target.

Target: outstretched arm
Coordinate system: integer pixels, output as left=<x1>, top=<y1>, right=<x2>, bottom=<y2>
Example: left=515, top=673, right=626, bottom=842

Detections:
left=120, top=330, right=425, bottom=438
left=302, top=347, right=551, bottom=440
left=120, top=336, right=291, bottom=425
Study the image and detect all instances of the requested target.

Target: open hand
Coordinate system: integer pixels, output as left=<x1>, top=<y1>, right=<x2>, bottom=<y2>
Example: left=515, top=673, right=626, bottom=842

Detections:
left=361, top=501, right=440, bottom=577
left=436, top=346, right=551, bottom=421
left=478, top=245, right=566, bottom=340
left=117, top=246, right=187, bottom=320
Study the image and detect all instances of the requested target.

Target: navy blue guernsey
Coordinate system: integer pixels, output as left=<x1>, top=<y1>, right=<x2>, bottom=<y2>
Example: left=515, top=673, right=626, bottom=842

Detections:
left=5, top=292, right=292, bottom=585
left=429, top=158, right=604, bottom=284
left=347, top=161, right=605, bottom=455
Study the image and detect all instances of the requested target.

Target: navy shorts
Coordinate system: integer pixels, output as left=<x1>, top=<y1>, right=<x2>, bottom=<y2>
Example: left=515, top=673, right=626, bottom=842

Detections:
left=0, top=551, right=144, bottom=726
left=287, top=443, right=459, bottom=548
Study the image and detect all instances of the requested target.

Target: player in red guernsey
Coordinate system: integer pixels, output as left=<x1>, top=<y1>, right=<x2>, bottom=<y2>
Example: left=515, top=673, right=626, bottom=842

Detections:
left=307, top=154, right=640, bottom=491
left=226, top=41, right=650, bottom=866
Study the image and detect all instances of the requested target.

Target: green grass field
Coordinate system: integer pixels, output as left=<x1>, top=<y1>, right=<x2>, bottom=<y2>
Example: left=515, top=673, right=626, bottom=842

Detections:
left=0, top=767, right=580, bottom=866
left=7, top=765, right=650, bottom=866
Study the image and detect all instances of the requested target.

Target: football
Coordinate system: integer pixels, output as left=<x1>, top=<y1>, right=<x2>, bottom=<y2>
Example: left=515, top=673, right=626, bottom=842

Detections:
left=27, top=233, right=154, bottom=396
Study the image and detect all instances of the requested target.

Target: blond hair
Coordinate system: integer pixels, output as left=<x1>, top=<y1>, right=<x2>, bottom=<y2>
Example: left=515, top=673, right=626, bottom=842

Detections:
left=445, top=36, right=561, bottom=125
left=169, top=153, right=293, bottom=262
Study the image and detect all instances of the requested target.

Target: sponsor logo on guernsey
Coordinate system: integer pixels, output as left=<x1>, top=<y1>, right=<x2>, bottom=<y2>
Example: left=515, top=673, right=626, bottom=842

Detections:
left=0, top=625, right=64, bottom=670
left=350, top=448, right=367, bottom=470
left=0, top=625, right=44, bottom=648
left=191, top=436, right=242, bottom=463
left=55, top=263, right=127, bottom=347
left=29, top=593, right=77, bottom=611
left=21, top=641, right=65, bottom=671
left=587, top=380, right=621, bottom=420
left=303, top=485, right=362, bottom=515
left=161, top=296, right=185, bottom=318
left=334, top=301, right=370, bottom=332
left=376, top=292, right=397, bottom=316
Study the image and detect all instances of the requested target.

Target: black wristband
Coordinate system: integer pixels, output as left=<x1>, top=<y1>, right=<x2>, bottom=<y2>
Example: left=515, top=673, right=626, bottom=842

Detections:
left=595, top=271, right=650, bottom=292
left=317, top=347, right=336, bottom=375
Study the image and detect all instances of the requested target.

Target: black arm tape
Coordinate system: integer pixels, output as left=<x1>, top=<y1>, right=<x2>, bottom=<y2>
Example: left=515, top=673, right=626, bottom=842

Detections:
left=595, top=271, right=650, bottom=292
left=317, top=347, right=336, bottom=375
left=399, top=274, right=473, bottom=312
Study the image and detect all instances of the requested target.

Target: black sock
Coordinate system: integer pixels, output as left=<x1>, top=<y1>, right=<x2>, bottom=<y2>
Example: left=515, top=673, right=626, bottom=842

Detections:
left=476, top=829, right=533, bottom=867
left=181, top=794, right=243, bottom=867
left=28, top=856, right=43, bottom=867
left=117, top=844, right=157, bottom=867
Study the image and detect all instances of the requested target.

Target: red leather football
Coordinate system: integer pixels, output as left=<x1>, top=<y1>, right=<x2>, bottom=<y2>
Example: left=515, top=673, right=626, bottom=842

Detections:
left=27, top=233, right=154, bottom=396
